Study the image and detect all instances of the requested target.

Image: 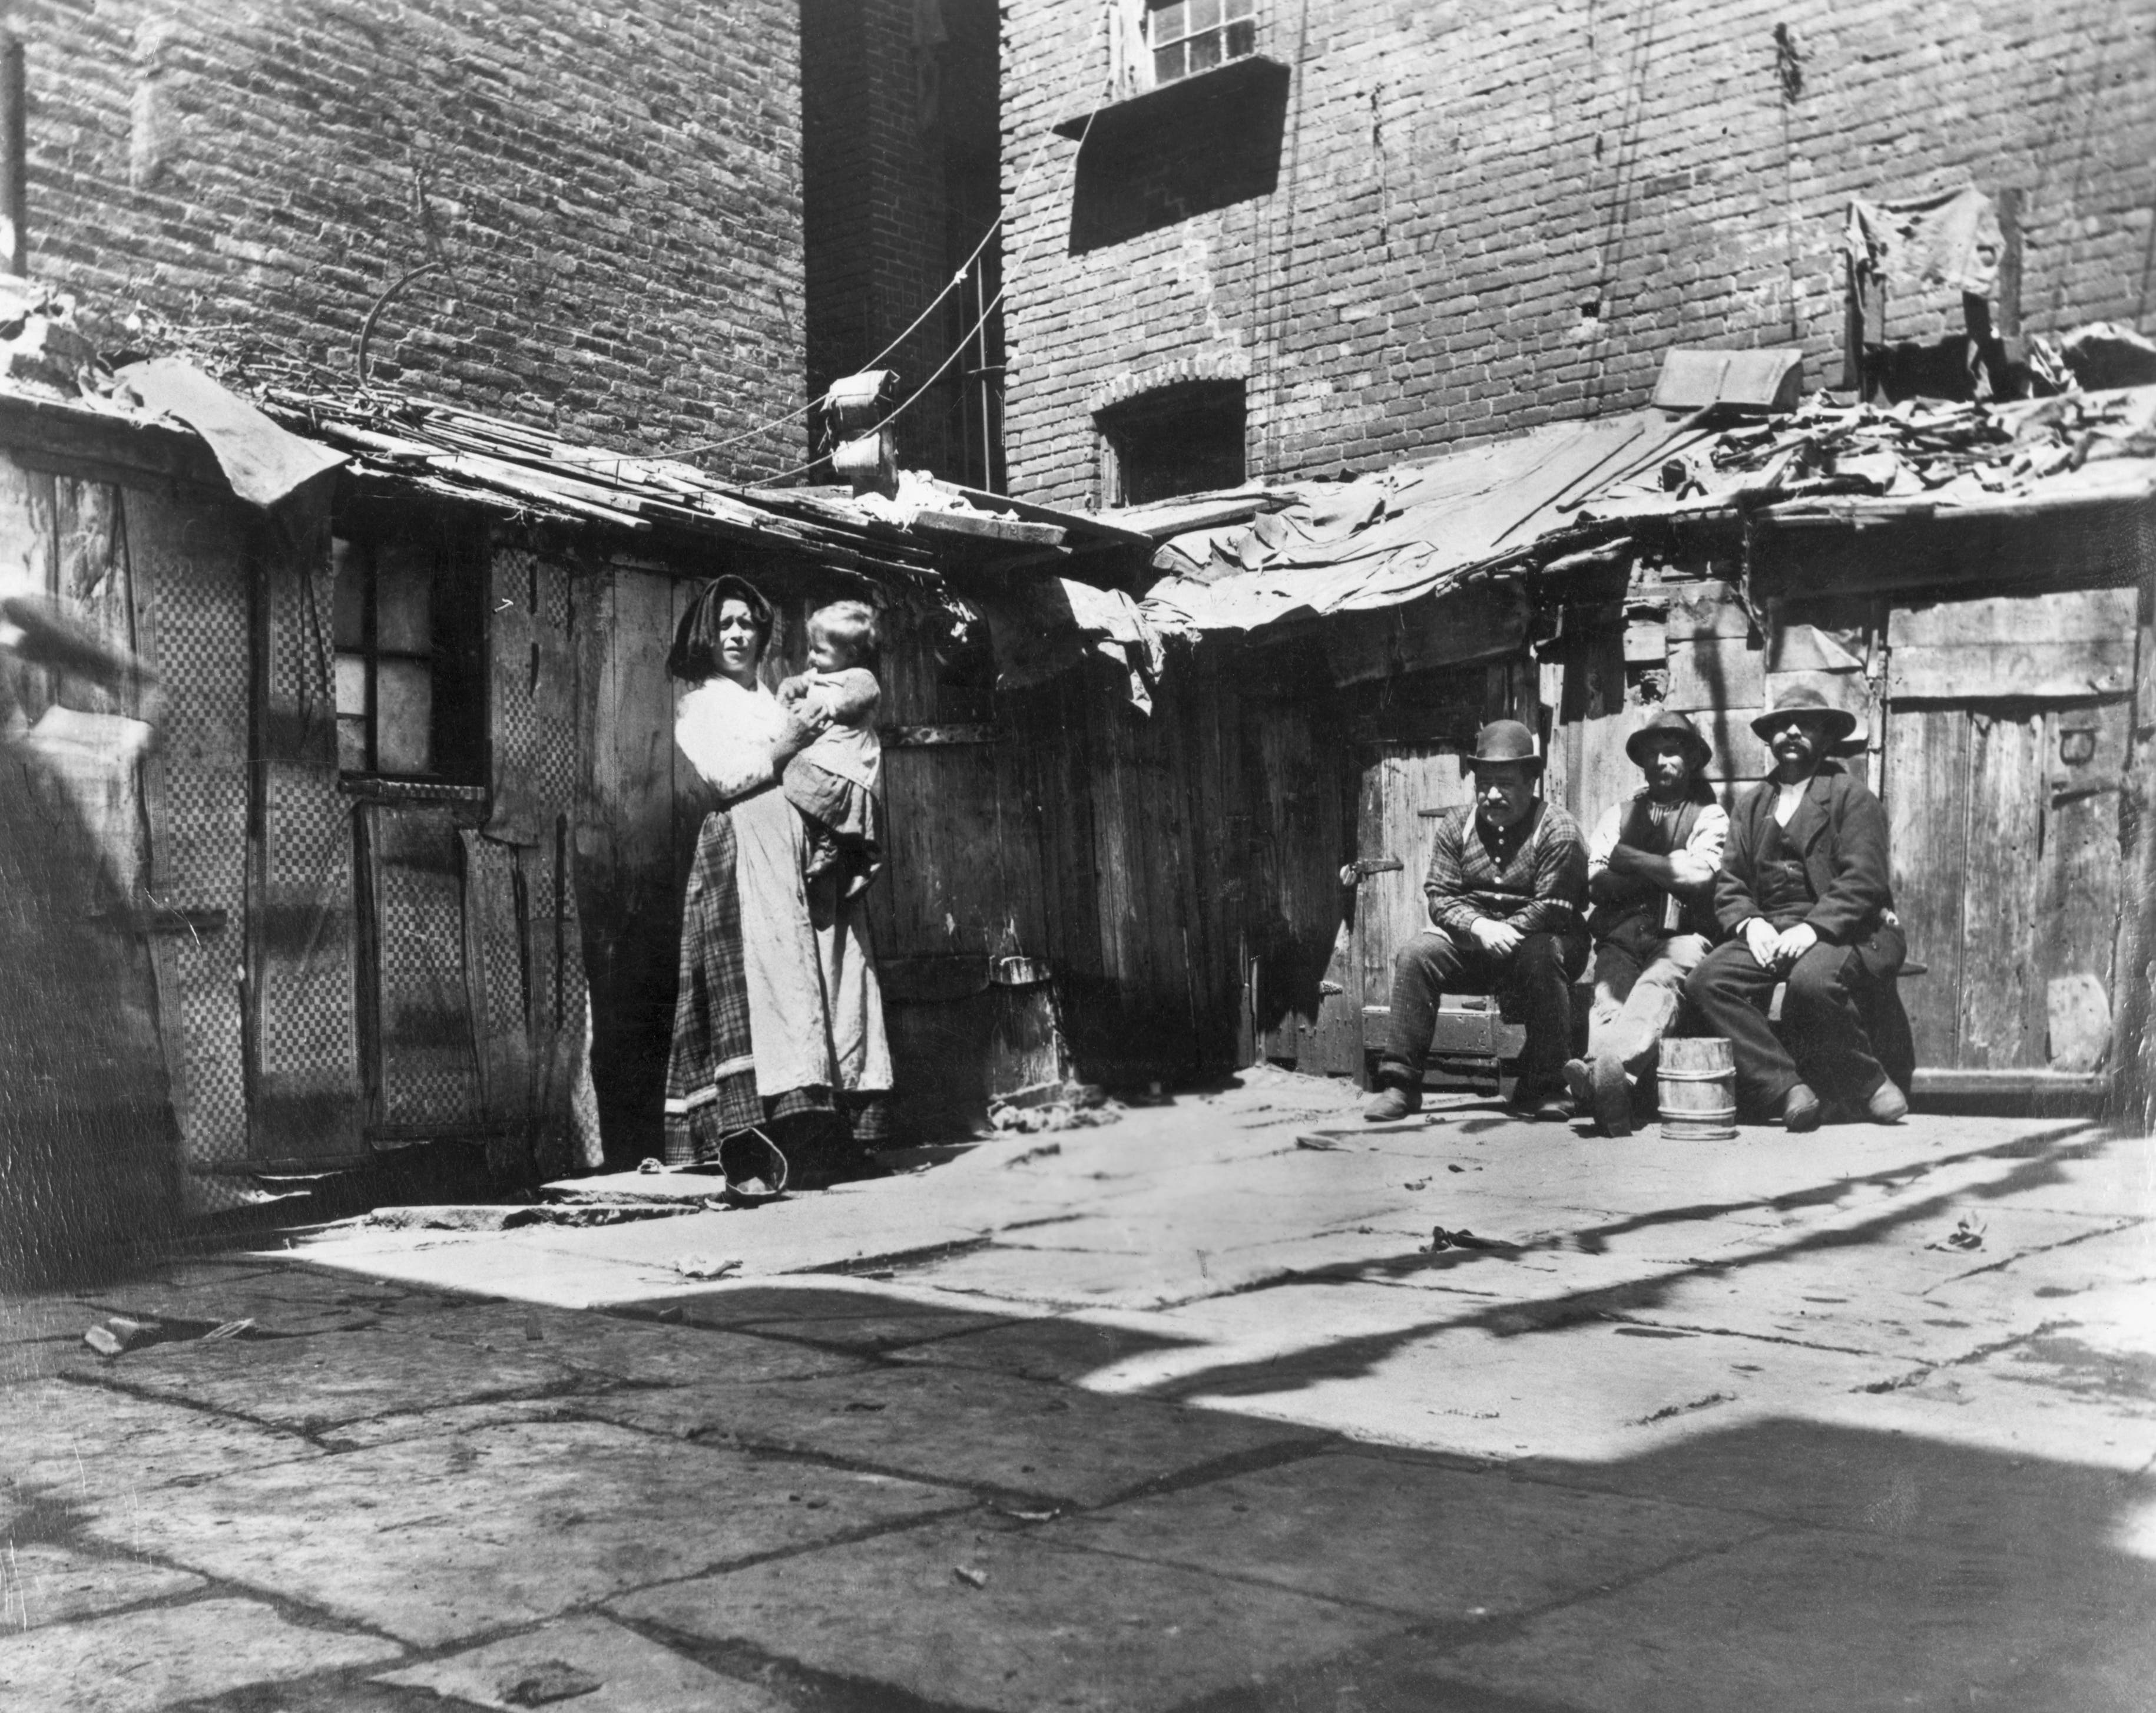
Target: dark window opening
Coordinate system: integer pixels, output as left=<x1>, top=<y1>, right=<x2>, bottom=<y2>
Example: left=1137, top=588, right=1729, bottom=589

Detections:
left=332, top=505, right=487, bottom=783
left=1150, top=0, right=1256, bottom=86
left=1100, top=380, right=1246, bottom=506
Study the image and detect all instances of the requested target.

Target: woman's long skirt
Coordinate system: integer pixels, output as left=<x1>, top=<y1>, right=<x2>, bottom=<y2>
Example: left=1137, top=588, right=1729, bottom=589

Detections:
left=663, top=789, right=892, bottom=1166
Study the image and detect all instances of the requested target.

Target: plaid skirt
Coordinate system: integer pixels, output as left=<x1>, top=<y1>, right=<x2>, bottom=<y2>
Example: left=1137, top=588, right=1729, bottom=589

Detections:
left=663, top=806, right=893, bottom=1167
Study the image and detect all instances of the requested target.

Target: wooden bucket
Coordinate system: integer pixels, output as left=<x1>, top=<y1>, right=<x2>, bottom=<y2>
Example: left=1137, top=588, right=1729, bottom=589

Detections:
left=1658, top=1036, right=1737, bottom=1140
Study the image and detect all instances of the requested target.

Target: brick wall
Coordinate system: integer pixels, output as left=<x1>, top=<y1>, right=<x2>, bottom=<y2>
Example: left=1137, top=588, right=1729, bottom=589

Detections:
left=8, top=0, right=805, bottom=480
left=1002, top=0, right=2156, bottom=508
left=803, top=0, right=1002, bottom=484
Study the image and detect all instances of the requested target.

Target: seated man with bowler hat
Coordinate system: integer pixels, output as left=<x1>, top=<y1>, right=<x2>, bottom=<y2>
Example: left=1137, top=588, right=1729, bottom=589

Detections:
left=1365, top=719, right=1589, bottom=1124
left=1683, top=685, right=1914, bottom=1132
left=1564, top=708, right=1728, bottom=1137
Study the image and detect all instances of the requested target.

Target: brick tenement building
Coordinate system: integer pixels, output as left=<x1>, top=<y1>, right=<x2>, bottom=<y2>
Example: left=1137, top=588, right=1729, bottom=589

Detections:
left=8, top=0, right=803, bottom=479
left=803, top=0, right=1002, bottom=485
left=999, top=0, right=2156, bottom=509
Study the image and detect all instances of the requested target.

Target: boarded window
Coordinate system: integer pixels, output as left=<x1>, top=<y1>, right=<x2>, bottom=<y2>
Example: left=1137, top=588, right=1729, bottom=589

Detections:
left=332, top=507, right=487, bottom=782
left=1099, top=379, right=1246, bottom=506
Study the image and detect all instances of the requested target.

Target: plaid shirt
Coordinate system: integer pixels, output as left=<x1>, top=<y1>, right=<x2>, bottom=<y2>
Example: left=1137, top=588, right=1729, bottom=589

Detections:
left=1423, top=799, right=1588, bottom=938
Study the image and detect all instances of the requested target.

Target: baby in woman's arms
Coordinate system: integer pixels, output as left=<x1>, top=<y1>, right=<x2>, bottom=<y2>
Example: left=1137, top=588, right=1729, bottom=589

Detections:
left=776, top=598, right=885, bottom=897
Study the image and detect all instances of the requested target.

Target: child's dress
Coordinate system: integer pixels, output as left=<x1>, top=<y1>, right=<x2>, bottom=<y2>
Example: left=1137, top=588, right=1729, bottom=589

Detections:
left=780, top=666, right=883, bottom=898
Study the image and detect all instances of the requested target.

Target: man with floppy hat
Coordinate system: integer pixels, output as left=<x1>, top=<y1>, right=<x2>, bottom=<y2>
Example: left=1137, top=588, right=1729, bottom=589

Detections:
left=1365, top=719, right=1589, bottom=1123
left=1684, top=684, right=1914, bottom=1131
left=1564, top=708, right=1728, bottom=1136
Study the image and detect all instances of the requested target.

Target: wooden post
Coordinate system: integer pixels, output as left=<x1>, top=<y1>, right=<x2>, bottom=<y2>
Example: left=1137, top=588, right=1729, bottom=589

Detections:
left=1997, top=187, right=2023, bottom=342
left=1842, top=252, right=1863, bottom=394
left=0, top=34, right=25, bottom=277
left=2109, top=560, right=2156, bottom=1135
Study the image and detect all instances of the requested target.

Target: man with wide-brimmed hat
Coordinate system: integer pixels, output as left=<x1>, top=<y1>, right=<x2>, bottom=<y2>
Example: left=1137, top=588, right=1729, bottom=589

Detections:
left=1684, top=684, right=1913, bottom=1131
left=1563, top=708, right=1728, bottom=1136
left=1365, top=719, right=1589, bottom=1123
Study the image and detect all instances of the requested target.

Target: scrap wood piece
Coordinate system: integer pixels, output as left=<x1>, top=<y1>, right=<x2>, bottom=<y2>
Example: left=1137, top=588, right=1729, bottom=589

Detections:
left=671, top=1255, right=743, bottom=1281
left=81, top=1315, right=160, bottom=1356
left=1428, top=1226, right=1513, bottom=1253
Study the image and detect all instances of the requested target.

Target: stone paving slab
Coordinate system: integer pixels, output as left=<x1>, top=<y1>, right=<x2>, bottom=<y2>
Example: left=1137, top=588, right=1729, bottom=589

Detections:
left=581, top=1360, right=1330, bottom=1508
left=421, top=1300, right=872, bottom=1386
left=0, top=1296, right=105, bottom=1384
left=1145, top=1312, right=1906, bottom=1463
left=377, top=1613, right=788, bottom=1712
left=70, top=1324, right=597, bottom=1434
left=0, top=1542, right=203, bottom=1629
left=891, top=1309, right=1216, bottom=1385
left=1055, top=1449, right=1764, bottom=1619
left=0, top=1595, right=402, bottom=1713
left=610, top=1279, right=1030, bottom=1352
left=75, top=1417, right=969, bottom=1648
left=613, top=1513, right=1406, bottom=1713
left=1412, top=1520, right=2156, bottom=1713
left=1512, top=1413, right=2156, bottom=1557
left=68, top=1265, right=441, bottom=1341
left=1, top=1378, right=322, bottom=1509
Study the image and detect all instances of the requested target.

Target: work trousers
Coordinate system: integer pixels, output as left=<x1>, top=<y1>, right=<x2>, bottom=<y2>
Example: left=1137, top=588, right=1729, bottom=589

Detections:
left=1684, top=938, right=1891, bottom=1116
left=1379, top=925, right=1589, bottom=1099
left=1587, top=932, right=1710, bottom=1082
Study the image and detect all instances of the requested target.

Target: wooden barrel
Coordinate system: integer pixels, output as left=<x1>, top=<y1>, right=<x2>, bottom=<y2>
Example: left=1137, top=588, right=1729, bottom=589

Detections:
left=1658, top=1036, right=1737, bottom=1140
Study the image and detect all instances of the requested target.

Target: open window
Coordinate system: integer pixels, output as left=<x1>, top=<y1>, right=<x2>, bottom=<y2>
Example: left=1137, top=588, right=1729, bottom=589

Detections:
left=1098, top=379, right=1246, bottom=506
left=332, top=506, right=487, bottom=784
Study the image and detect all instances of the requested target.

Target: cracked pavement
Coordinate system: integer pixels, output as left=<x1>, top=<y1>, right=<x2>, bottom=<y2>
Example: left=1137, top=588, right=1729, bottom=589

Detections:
left=5, top=1068, right=2153, bottom=1710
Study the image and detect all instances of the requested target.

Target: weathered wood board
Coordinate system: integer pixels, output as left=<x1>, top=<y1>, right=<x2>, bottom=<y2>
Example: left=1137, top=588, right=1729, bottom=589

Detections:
left=1884, top=706, right=1969, bottom=1068
left=1890, top=587, right=2139, bottom=701
left=1664, top=635, right=1766, bottom=711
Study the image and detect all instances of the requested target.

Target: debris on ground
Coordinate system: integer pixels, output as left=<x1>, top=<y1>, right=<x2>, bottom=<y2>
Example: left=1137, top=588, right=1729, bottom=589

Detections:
left=498, top=1660, right=604, bottom=1707
left=999, top=1141, right=1062, bottom=1168
left=358, top=1203, right=698, bottom=1233
left=81, top=1315, right=160, bottom=1356
left=952, top=1564, right=989, bottom=1589
left=200, top=1318, right=254, bottom=1342
left=637, top=1157, right=665, bottom=1174
left=1926, top=1213, right=1987, bottom=1252
left=1428, top=1226, right=1511, bottom=1253
left=993, top=1504, right=1062, bottom=1523
left=987, top=1081, right=1124, bottom=1134
left=670, top=1255, right=742, bottom=1281
left=1404, top=1178, right=1429, bottom=1190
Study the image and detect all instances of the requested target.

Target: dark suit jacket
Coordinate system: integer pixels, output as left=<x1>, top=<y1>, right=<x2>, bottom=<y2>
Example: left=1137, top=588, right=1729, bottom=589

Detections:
left=1715, top=760, right=1905, bottom=978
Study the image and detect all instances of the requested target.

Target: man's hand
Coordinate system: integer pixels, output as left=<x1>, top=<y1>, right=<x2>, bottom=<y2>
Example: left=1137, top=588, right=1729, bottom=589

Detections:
left=1742, top=917, right=1780, bottom=968
left=1470, top=918, right=1525, bottom=958
left=1771, top=922, right=1819, bottom=967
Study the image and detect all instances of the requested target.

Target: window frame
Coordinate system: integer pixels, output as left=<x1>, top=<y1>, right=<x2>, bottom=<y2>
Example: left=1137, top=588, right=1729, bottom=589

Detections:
left=330, top=500, right=489, bottom=788
left=1141, top=0, right=1256, bottom=91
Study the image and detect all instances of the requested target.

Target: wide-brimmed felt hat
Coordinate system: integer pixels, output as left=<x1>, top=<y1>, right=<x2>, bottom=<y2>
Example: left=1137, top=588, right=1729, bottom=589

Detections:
left=1624, top=707, right=1713, bottom=773
left=1750, top=683, right=1858, bottom=743
left=1468, top=719, right=1544, bottom=772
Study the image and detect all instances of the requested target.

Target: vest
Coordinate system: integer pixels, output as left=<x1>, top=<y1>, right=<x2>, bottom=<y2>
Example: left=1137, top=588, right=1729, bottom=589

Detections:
left=1587, top=793, right=1711, bottom=947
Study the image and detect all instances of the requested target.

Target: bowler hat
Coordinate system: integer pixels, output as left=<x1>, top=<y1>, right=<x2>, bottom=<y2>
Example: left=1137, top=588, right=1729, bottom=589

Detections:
left=1750, top=683, right=1857, bottom=743
left=1624, top=707, right=1713, bottom=773
left=1468, top=719, right=1544, bottom=772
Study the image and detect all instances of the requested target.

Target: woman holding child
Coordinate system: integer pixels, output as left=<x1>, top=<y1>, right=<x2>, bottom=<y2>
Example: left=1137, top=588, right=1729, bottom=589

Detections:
left=662, top=576, right=893, bottom=1184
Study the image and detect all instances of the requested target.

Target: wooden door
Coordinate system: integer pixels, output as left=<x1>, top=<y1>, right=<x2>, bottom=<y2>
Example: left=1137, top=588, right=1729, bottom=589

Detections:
left=1354, top=742, right=1473, bottom=1008
left=1883, top=699, right=2132, bottom=1073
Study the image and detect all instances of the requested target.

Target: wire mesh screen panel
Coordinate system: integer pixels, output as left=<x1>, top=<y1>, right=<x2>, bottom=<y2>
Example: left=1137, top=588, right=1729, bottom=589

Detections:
left=127, top=490, right=254, bottom=1191
left=256, top=514, right=363, bottom=1159
left=462, top=828, right=531, bottom=1129
left=363, top=802, right=482, bottom=1127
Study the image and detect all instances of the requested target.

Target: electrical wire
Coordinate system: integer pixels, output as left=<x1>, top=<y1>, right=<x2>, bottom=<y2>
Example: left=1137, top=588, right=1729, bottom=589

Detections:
left=658, top=4, right=1115, bottom=475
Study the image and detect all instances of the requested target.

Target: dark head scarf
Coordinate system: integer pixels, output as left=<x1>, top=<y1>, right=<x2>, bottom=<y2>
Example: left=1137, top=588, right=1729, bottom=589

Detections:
left=667, top=574, right=775, bottom=683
